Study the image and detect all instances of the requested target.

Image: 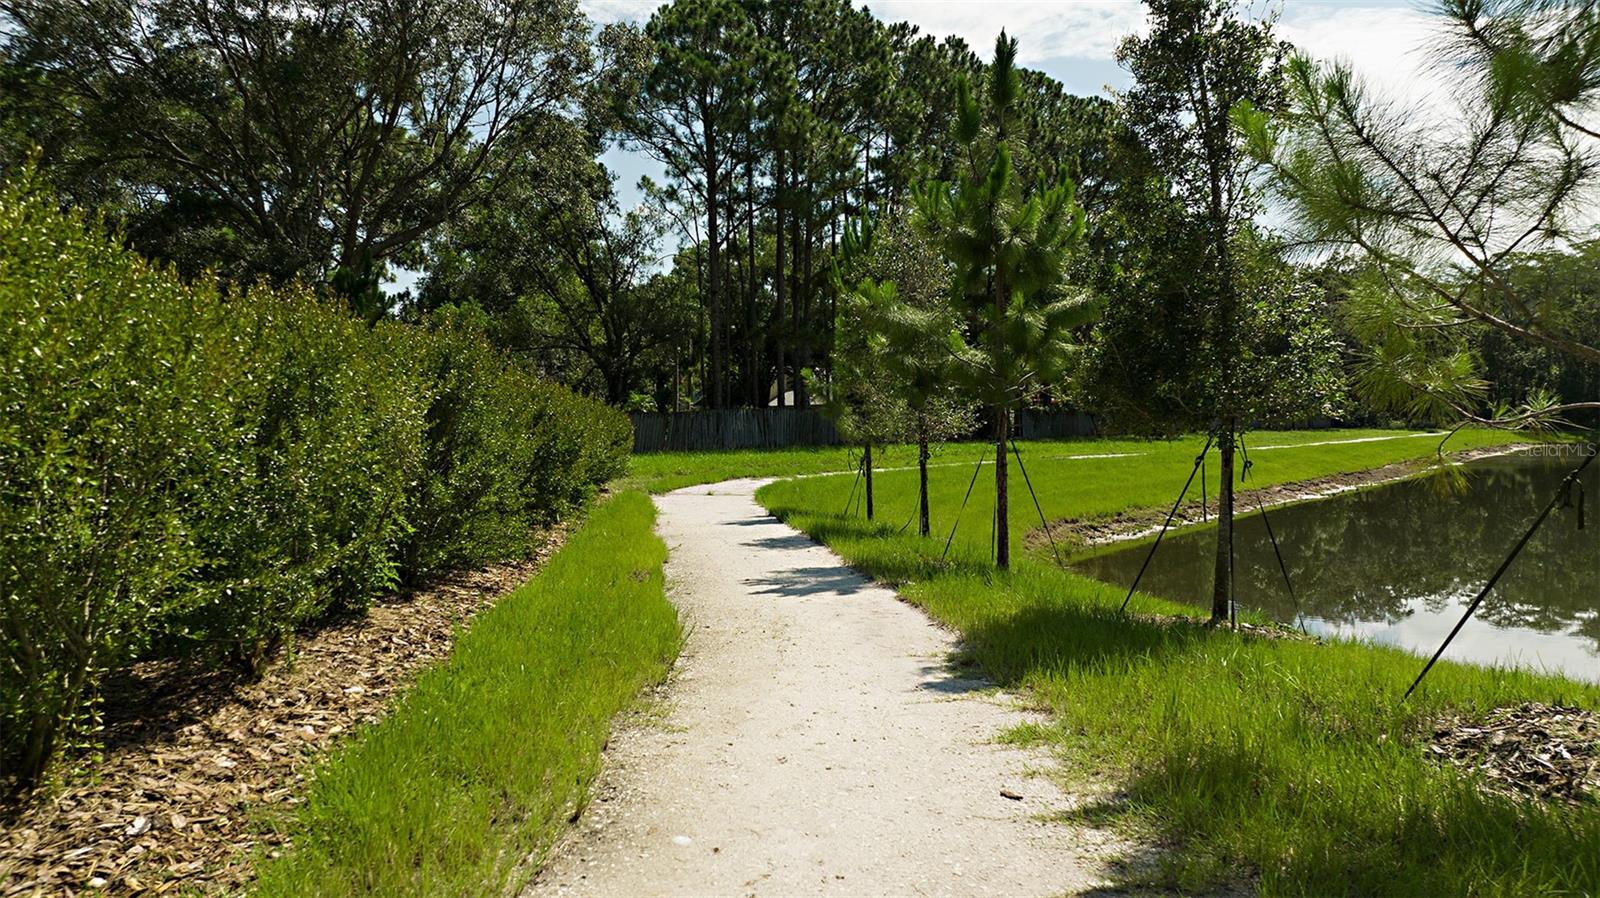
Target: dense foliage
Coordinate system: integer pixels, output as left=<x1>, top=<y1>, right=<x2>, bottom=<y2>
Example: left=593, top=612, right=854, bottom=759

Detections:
left=407, top=0, right=1128, bottom=412
left=0, top=0, right=595, bottom=316
left=0, top=180, right=628, bottom=791
left=1239, top=0, right=1600, bottom=429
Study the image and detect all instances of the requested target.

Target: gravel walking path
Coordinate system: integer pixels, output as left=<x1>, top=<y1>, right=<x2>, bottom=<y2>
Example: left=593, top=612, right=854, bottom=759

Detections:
left=529, top=478, right=1119, bottom=898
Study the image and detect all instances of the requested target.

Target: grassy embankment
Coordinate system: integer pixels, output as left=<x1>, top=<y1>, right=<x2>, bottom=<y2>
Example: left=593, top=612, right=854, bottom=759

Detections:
left=253, top=491, right=680, bottom=897
left=740, top=428, right=1600, bottom=895
left=625, top=426, right=1483, bottom=494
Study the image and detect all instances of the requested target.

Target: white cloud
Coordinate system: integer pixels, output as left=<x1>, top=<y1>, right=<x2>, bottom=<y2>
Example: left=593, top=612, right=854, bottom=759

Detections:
left=866, top=0, right=1148, bottom=63
left=580, top=0, right=656, bottom=25
left=1277, top=3, right=1456, bottom=112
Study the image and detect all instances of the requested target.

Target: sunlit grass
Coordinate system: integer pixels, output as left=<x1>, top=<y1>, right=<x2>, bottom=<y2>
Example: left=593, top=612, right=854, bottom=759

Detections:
left=754, top=428, right=1600, bottom=895
left=622, top=426, right=1489, bottom=494
left=252, top=492, right=680, bottom=898
left=757, top=427, right=1525, bottom=567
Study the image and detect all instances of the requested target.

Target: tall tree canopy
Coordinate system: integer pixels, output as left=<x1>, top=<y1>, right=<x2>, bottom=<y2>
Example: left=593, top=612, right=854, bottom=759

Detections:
left=1, top=0, right=596, bottom=315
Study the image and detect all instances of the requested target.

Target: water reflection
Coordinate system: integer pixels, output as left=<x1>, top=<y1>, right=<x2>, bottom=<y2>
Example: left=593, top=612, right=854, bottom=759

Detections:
left=1071, top=451, right=1600, bottom=682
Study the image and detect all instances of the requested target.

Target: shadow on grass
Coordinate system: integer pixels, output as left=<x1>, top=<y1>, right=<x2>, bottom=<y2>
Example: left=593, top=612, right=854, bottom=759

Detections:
left=772, top=511, right=1004, bottom=584
left=978, top=601, right=1600, bottom=894
left=1091, top=739, right=1600, bottom=895
left=963, top=602, right=1218, bottom=685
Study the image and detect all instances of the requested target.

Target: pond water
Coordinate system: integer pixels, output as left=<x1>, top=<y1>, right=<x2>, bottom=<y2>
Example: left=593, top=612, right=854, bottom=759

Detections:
left=1071, top=449, right=1600, bottom=683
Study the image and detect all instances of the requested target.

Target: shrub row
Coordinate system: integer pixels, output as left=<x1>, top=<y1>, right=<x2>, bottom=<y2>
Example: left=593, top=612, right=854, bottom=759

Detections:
left=0, top=179, right=630, bottom=790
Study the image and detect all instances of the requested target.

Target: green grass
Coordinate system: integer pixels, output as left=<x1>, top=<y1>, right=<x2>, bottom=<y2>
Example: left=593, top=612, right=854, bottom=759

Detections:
left=625, top=427, right=1493, bottom=494
left=252, top=491, right=680, bottom=898
left=753, top=428, right=1600, bottom=895
left=623, top=441, right=982, bottom=492
left=755, top=427, right=1526, bottom=575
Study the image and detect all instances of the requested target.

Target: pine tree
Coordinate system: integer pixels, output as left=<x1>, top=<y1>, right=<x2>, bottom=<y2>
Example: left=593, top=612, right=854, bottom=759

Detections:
left=913, top=32, right=1099, bottom=570
left=1236, top=0, right=1600, bottom=429
left=625, top=0, right=759, bottom=408
left=844, top=213, right=977, bottom=536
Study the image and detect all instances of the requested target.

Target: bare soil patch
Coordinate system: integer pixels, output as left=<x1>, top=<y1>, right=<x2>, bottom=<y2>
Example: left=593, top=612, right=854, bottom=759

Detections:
left=1031, top=444, right=1530, bottom=554
left=1, top=533, right=562, bottom=897
left=1428, top=703, right=1599, bottom=805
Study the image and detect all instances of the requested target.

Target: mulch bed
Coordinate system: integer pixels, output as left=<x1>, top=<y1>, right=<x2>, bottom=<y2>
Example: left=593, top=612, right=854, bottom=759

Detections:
left=1, top=532, right=563, bottom=897
left=1427, top=703, right=1600, bottom=805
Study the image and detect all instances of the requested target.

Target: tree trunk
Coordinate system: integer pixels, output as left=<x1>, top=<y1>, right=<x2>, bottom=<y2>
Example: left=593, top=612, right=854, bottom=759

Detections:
left=774, top=147, right=787, bottom=407
left=994, top=409, right=1010, bottom=570
left=705, top=123, right=724, bottom=409
left=790, top=166, right=808, bottom=408
left=694, top=243, right=706, bottom=406
left=918, top=434, right=931, bottom=537
left=864, top=443, right=874, bottom=521
left=797, top=178, right=813, bottom=409
left=746, top=152, right=759, bottom=407
left=1211, top=425, right=1236, bottom=624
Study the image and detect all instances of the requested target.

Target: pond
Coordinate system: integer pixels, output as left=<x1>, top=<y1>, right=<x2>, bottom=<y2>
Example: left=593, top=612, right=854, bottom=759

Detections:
left=1071, top=448, right=1600, bottom=683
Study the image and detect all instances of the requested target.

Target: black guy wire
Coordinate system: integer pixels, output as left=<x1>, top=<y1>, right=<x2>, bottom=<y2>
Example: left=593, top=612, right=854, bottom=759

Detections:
left=1011, top=439, right=1062, bottom=566
left=942, top=452, right=989, bottom=560
left=1254, top=494, right=1307, bottom=635
left=1405, top=443, right=1599, bottom=698
left=1121, top=432, right=1215, bottom=613
left=842, top=453, right=864, bottom=518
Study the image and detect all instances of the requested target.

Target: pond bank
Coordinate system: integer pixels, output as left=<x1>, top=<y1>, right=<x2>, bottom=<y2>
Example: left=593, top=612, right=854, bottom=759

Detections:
left=1032, top=443, right=1536, bottom=553
left=756, top=434, right=1600, bottom=894
left=1069, top=446, right=1600, bottom=684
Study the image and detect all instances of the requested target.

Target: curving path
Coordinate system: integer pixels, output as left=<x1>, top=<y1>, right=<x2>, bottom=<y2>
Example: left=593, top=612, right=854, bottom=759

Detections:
left=528, top=478, right=1120, bottom=898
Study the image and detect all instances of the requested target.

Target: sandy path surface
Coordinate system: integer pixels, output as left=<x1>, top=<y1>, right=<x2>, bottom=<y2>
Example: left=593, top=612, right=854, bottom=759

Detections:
left=528, top=478, right=1119, bottom=898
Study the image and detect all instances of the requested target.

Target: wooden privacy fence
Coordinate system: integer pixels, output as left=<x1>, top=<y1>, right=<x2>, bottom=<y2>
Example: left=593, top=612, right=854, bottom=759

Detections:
left=1014, top=409, right=1098, bottom=439
left=629, top=409, right=841, bottom=452
left=628, top=408, right=1101, bottom=452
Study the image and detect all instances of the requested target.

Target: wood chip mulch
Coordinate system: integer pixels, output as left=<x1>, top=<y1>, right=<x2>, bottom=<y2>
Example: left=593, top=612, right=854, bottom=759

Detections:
left=1, top=532, right=563, bottom=897
left=1427, top=703, right=1600, bottom=805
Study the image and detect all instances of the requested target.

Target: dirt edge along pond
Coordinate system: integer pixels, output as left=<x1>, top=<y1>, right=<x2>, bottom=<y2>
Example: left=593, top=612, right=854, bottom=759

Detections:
left=1031, top=443, right=1536, bottom=552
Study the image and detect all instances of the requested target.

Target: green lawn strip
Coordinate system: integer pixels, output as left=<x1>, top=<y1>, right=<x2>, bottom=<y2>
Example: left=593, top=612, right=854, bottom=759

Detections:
left=626, top=427, right=1487, bottom=494
left=756, top=430, right=1600, bottom=895
left=757, top=428, right=1528, bottom=579
left=252, top=491, right=680, bottom=898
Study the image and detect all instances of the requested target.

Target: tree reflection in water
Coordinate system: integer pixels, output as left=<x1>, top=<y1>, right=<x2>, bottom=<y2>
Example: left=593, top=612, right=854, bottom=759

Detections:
left=1073, top=451, right=1600, bottom=680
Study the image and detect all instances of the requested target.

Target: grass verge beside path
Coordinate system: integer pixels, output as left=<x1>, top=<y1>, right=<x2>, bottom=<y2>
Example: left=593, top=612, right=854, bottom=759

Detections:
left=253, top=491, right=680, bottom=898
left=756, top=430, right=1600, bottom=895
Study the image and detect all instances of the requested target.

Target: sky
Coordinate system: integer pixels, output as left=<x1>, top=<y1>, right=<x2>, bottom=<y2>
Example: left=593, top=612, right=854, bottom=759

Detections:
left=586, top=0, right=1460, bottom=212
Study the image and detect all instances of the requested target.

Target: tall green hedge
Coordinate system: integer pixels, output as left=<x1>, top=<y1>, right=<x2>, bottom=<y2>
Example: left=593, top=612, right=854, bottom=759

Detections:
left=0, top=180, right=630, bottom=791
